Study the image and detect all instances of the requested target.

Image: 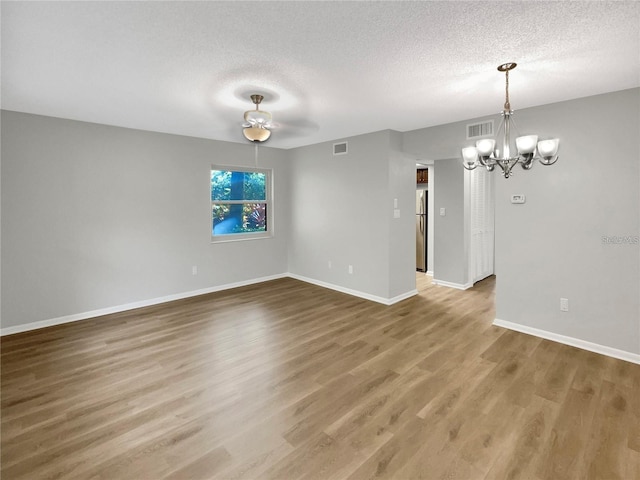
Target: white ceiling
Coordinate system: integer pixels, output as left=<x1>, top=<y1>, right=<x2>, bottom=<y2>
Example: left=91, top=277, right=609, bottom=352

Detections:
left=2, top=1, right=639, bottom=149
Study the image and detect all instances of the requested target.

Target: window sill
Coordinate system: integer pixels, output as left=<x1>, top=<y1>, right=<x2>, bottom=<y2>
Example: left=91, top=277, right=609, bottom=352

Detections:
left=211, top=232, right=273, bottom=243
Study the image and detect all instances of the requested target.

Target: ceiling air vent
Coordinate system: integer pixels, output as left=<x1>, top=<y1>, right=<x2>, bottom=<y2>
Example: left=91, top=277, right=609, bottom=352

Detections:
left=333, top=142, right=348, bottom=156
left=466, top=120, right=494, bottom=140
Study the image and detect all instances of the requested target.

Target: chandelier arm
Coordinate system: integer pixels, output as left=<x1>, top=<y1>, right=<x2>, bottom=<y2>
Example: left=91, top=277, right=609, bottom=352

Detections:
left=539, top=155, right=559, bottom=166
left=508, top=115, right=522, bottom=141
left=463, top=162, right=478, bottom=171
left=521, top=159, right=534, bottom=170
left=490, top=113, right=507, bottom=161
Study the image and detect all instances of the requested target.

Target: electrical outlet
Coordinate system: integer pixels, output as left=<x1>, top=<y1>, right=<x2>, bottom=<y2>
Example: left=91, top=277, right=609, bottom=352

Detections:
left=192, top=265, right=198, bottom=275
left=328, top=260, right=332, bottom=269
left=348, top=265, right=353, bottom=274
left=560, top=298, right=569, bottom=312
left=440, top=207, right=446, bottom=216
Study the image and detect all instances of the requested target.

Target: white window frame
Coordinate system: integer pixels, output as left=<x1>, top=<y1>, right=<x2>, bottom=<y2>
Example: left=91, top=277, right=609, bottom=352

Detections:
left=210, top=165, right=273, bottom=243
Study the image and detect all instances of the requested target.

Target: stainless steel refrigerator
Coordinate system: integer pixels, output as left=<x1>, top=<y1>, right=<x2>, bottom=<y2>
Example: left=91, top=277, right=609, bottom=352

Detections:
left=416, top=190, right=428, bottom=272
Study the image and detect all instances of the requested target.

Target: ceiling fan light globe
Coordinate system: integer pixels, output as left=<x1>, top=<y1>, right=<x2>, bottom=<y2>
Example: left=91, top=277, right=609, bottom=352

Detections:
left=243, top=126, right=271, bottom=142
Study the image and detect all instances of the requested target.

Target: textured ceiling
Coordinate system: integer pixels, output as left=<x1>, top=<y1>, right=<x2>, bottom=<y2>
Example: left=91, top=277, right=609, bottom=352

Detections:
left=2, top=1, right=639, bottom=149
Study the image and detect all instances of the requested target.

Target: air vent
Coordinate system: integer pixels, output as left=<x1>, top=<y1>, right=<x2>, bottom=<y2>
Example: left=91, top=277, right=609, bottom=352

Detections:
left=466, top=120, right=494, bottom=140
left=333, top=142, right=348, bottom=155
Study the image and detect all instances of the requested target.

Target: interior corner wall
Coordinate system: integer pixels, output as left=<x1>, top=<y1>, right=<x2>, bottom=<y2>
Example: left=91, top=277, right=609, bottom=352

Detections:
left=1, top=111, right=290, bottom=330
left=287, top=130, right=415, bottom=301
left=403, top=88, right=640, bottom=357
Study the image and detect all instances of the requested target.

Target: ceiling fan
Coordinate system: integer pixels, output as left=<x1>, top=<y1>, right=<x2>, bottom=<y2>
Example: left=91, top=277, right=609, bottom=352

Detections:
left=242, top=94, right=274, bottom=142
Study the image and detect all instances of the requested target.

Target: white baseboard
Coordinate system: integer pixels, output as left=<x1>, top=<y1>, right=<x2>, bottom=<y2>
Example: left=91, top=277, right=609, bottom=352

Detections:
left=431, top=279, right=473, bottom=290
left=388, top=289, right=419, bottom=305
left=426, top=271, right=433, bottom=276
left=0, top=273, right=288, bottom=336
left=288, top=273, right=417, bottom=306
left=493, top=318, right=640, bottom=365
left=1, top=273, right=419, bottom=336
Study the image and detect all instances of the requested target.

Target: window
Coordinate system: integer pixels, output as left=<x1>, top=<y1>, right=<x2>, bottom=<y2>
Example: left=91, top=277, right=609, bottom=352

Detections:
left=211, top=167, right=272, bottom=241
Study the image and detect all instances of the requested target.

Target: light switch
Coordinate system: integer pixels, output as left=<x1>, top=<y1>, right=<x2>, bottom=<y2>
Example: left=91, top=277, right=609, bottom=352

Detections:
left=439, top=208, right=446, bottom=216
left=393, top=198, right=398, bottom=208
left=511, top=194, right=526, bottom=204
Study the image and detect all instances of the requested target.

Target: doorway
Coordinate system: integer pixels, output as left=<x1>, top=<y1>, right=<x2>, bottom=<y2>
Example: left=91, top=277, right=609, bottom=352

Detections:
left=413, top=159, right=495, bottom=293
left=415, top=163, right=434, bottom=276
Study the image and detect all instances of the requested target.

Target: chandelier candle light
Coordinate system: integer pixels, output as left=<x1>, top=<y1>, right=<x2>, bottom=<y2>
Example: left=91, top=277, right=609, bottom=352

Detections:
left=462, top=63, right=559, bottom=178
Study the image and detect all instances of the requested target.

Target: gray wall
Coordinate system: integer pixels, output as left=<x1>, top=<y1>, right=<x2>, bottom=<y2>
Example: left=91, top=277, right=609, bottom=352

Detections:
left=493, top=89, right=639, bottom=354
left=3, top=88, right=639, bottom=358
left=1, top=111, right=290, bottom=329
left=404, top=88, right=640, bottom=356
left=432, top=159, right=467, bottom=286
left=287, top=130, right=415, bottom=300
left=2, top=114, right=417, bottom=332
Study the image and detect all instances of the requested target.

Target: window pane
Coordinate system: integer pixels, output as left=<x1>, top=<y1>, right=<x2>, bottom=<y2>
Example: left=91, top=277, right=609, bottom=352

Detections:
left=212, top=203, right=267, bottom=235
left=210, top=170, right=231, bottom=201
left=211, top=170, right=266, bottom=201
left=242, top=172, right=266, bottom=201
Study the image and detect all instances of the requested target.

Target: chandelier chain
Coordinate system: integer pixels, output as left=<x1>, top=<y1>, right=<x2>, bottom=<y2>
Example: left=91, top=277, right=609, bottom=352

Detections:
left=504, top=69, right=510, bottom=112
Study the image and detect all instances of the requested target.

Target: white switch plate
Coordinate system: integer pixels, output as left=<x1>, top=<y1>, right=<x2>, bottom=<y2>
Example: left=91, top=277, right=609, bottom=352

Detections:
left=560, top=298, right=569, bottom=312
left=511, top=194, right=526, bottom=204
left=393, top=198, right=398, bottom=208
left=348, top=265, right=353, bottom=274
left=192, top=266, right=198, bottom=275
left=439, top=207, right=446, bottom=216
left=393, top=209, right=400, bottom=218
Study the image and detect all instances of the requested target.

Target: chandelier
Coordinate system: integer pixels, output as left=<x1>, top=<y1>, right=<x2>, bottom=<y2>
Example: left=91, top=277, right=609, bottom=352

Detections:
left=242, top=94, right=272, bottom=142
left=462, top=63, right=559, bottom=178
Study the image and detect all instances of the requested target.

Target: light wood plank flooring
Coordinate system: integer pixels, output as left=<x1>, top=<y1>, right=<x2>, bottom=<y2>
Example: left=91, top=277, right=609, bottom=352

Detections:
left=2, top=274, right=639, bottom=479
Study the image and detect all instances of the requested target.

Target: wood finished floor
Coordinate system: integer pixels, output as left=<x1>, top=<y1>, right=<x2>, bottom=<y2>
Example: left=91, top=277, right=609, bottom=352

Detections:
left=2, top=274, right=639, bottom=480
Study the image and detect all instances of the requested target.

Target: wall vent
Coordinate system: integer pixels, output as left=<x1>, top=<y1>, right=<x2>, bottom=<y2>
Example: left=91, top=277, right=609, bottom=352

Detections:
left=466, top=120, right=494, bottom=140
left=333, top=142, right=348, bottom=155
